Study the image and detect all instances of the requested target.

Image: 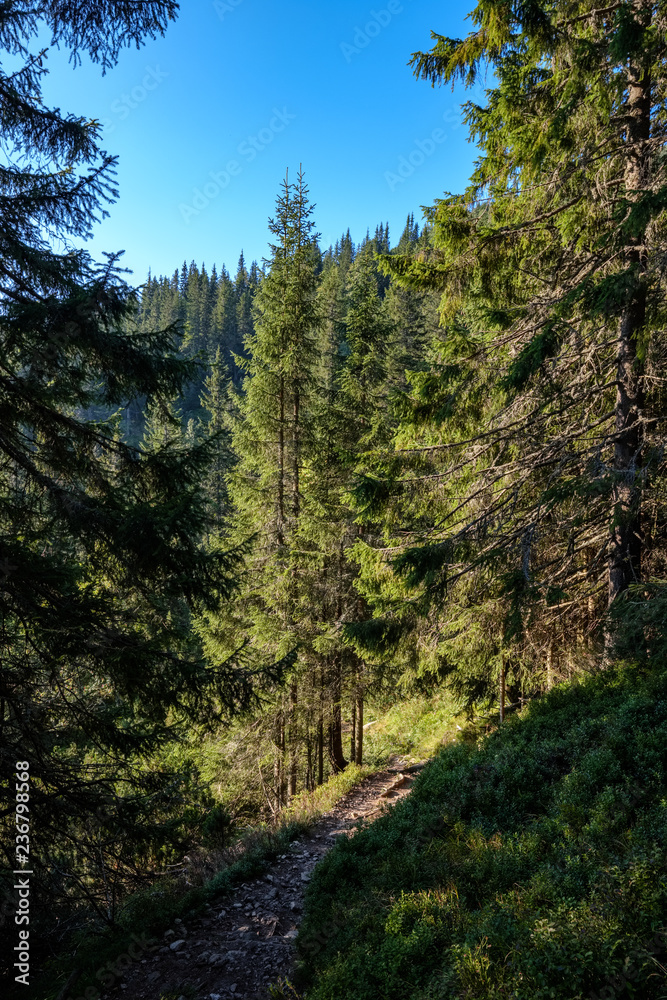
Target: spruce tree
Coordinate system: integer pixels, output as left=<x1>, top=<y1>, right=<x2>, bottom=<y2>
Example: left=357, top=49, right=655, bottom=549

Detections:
left=306, top=255, right=357, bottom=773
left=211, top=265, right=241, bottom=377
left=360, top=0, right=667, bottom=700
left=340, top=244, right=395, bottom=449
left=0, top=0, right=264, bottom=959
left=384, top=252, right=439, bottom=392
left=235, top=252, right=258, bottom=369
left=200, top=347, right=233, bottom=532
left=206, top=169, right=321, bottom=803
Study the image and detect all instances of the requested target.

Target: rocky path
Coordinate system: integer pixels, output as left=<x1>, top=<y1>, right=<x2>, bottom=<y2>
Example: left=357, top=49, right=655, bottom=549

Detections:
left=108, top=758, right=424, bottom=1000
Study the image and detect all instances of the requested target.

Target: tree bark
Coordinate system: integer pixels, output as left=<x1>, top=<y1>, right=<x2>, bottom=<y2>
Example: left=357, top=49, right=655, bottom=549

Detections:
left=306, top=731, right=313, bottom=792
left=278, top=375, right=285, bottom=548
left=293, top=388, right=300, bottom=521
left=288, top=682, right=298, bottom=800
left=273, top=709, right=285, bottom=811
left=317, top=668, right=324, bottom=785
left=328, top=655, right=348, bottom=773
left=350, top=699, right=356, bottom=763
left=608, top=53, right=650, bottom=604
left=355, top=687, right=363, bottom=765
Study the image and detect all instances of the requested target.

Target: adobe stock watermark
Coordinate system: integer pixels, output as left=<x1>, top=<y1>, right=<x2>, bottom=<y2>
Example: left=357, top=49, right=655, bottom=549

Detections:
left=341, top=2, right=403, bottom=63
left=99, top=65, right=169, bottom=134
left=385, top=108, right=462, bottom=191
left=14, top=761, right=31, bottom=986
left=179, top=107, right=296, bottom=224
left=214, top=0, right=244, bottom=20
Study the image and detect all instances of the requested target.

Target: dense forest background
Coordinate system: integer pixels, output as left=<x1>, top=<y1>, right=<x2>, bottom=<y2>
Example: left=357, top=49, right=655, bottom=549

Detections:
left=124, top=205, right=444, bottom=804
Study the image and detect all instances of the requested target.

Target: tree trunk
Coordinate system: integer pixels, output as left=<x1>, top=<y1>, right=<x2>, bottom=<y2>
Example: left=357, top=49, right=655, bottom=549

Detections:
left=273, top=709, right=285, bottom=811
left=328, top=656, right=348, bottom=773
left=350, top=699, right=356, bottom=763
left=608, top=56, right=650, bottom=605
left=278, top=374, right=286, bottom=547
left=327, top=544, right=349, bottom=774
left=317, top=668, right=324, bottom=785
left=499, top=656, right=506, bottom=724
left=288, top=682, right=298, bottom=800
left=306, top=732, right=313, bottom=792
left=293, top=388, right=300, bottom=521
left=546, top=639, right=554, bottom=692
left=355, top=687, right=363, bottom=765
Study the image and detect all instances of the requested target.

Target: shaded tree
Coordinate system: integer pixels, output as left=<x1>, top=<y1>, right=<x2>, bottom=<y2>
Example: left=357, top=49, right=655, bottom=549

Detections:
left=0, top=2, right=271, bottom=975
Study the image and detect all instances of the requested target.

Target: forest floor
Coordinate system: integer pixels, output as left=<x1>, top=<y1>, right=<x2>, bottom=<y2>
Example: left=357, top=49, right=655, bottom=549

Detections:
left=103, top=758, right=425, bottom=1000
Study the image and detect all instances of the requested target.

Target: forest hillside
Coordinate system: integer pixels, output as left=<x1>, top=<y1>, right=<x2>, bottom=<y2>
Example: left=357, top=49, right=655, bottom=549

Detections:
left=2, top=2, right=667, bottom=999
left=298, top=662, right=667, bottom=1000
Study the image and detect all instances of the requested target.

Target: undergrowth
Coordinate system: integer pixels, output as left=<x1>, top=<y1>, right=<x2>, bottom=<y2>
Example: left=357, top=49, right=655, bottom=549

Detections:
left=362, top=690, right=463, bottom=765
left=297, top=662, right=667, bottom=1000
left=39, top=759, right=421, bottom=999
left=32, top=693, right=463, bottom=1000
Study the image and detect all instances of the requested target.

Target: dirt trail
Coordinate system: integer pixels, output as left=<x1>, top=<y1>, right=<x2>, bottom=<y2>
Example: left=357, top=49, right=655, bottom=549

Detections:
left=107, top=758, right=425, bottom=1000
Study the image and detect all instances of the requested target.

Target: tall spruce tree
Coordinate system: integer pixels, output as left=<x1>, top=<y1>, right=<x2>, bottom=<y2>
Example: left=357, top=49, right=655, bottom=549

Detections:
left=304, top=253, right=365, bottom=774
left=357, top=0, right=667, bottom=704
left=235, top=253, right=259, bottom=370
left=211, top=265, right=242, bottom=378
left=304, top=232, right=410, bottom=773
left=206, top=169, right=321, bottom=805
left=200, top=347, right=233, bottom=532
left=340, top=244, right=395, bottom=450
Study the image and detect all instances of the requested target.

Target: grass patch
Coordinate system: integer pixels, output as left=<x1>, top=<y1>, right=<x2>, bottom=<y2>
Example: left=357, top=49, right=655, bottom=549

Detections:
left=283, top=763, right=376, bottom=823
left=297, top=663, right=667, bottom=1000
left=363, top=690, right=464, bottom=765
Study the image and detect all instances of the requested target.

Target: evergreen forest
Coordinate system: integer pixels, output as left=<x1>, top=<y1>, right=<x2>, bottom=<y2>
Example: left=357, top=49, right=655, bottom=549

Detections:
left=3, top=2, right=667, bottom=999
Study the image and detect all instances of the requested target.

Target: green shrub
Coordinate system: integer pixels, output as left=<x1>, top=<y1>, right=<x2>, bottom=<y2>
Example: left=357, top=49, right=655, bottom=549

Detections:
left=298, top=663, right=667, bottom=1000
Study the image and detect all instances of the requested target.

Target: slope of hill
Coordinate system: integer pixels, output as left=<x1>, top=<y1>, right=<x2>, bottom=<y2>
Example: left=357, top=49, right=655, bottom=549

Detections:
left=297, top=662, right=667, bottom=1000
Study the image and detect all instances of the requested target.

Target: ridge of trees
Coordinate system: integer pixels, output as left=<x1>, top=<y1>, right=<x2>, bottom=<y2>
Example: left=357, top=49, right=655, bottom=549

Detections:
left=189, top=201, right=441, bottom=812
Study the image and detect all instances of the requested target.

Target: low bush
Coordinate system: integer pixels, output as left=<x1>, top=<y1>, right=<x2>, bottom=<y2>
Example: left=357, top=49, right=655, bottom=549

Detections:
left=298, top=662, right=667, bottom=999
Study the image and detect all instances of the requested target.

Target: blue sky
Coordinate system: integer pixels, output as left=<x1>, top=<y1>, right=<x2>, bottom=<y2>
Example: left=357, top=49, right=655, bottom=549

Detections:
left=43, top=1, right=483, bottom=283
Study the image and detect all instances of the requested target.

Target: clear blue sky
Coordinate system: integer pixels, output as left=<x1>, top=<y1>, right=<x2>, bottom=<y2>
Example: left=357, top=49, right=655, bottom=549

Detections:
left=44, top=1, right=483, bottom=283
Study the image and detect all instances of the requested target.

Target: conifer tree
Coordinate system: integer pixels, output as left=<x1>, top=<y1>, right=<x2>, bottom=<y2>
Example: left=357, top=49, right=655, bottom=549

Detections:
left=211, top=266, right=241, bottom=375
left=305, top=255, right=358, bottom=773
left=340, top=244, right=395, bottom=449
left=338, top=228, right=355, bottom=275
left=357, top=0, right=667, bottom=701
left=309, top=239, right=425, bottom=767
left=201, top=348, right=233, bottom=531
left=235, top=252, right=258, bottom=367
left=209, top=169, right=321, bottom=803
